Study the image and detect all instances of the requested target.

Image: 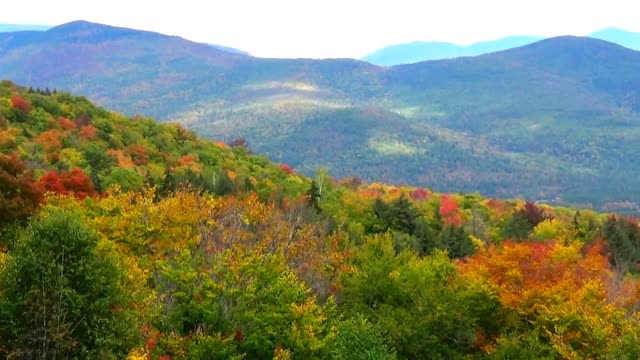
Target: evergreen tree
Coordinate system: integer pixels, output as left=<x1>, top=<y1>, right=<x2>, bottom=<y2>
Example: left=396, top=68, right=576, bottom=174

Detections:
left=372, top=195, right=419, bottom=235
left=306, top=179, right=322, bottom=212
left=603, top=215, right=640, bottom=273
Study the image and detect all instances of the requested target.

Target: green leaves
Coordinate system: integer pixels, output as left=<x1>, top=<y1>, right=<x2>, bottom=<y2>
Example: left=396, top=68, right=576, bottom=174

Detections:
left=340, top=234, right=500, bottom=359
left=0, top=209, right=139, bottom=358
left=157, top=248, right=334, bottom=359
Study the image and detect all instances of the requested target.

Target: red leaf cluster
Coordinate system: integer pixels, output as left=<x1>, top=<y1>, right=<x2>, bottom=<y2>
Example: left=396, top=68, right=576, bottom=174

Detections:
left=36, top=129, right=63, bottom=152
left=10, top=95, right=31, bottom=113
left=177, top=155, right=194, bottom=166
left=411, top=188, right=429, bottom=200
left=126, top=144, right=149, bottom=166
left=0, top=153, right=44, bottom=224
left=78, top=125, right=97, bottom=140
left=439, top=195, right=458, bottom=217
left=518, top=201, right=552, bottom=227
left=279, top=164, right=294, bottom=175
left=439, top=194, right=464, bottom=226
left=59, top=117, right=76, bottom=130
left=39, top=168, right=97, bottom=199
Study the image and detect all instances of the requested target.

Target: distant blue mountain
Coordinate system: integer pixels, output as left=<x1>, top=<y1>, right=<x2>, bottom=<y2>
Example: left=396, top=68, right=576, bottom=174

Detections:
left=0, top=23, right=51, bottom=32
left=363, top=28, right=640, bottom=66
left=588, top=28, right=640, bottom=50
left=362, top=36, right=544, bottom=66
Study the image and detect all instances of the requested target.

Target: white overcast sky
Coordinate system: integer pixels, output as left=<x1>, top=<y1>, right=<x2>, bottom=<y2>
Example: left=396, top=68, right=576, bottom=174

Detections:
left=1, top=0, right=638, bottom=58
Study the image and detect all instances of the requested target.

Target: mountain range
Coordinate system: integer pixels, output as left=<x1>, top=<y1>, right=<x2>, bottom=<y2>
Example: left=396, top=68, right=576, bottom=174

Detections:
left=0, top=22, right=249, bottom=56
left=0, top=23, right=51, bottom=32
left=362, top=28, right=640, bottom=65
left=1, top=20, right=640, bottom=211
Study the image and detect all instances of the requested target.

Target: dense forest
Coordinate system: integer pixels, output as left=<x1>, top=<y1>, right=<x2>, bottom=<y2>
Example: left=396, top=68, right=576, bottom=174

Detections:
left=2, top=80, right=640, bottom=359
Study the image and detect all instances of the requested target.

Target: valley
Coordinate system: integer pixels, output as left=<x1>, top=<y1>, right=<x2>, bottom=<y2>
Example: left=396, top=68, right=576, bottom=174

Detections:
left=2, top=21, right=640, bottom=211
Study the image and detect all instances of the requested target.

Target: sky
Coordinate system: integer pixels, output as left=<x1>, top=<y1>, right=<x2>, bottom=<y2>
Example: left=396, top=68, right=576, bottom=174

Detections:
left=2, top=0, right=639, bottom=59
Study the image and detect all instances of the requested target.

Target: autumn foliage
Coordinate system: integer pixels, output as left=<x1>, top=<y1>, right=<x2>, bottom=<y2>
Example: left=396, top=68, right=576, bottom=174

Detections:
left=460, top=241, right=640, bottom=358
left=2, top=81, right=640, bottom=358
left=439, top=194, right=463, bottom=226
left=59, top=117, right=76, bottom=130
left=279, top=164, right=294, bottom=174
left=10, top=95, right=31, bottom=113
left=517, top=201, right=552, bottom=227
left=78, top=124, right=97, bottom=140
left=38, top=168, right=97, bottom=199
left=0, top=153, right=43, bottom=225
left=126, top=144, right=148, bottom=166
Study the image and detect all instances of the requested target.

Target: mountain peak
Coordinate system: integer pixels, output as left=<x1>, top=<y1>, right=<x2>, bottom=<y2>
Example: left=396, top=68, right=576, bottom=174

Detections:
left=45, top=20, right=156, bottom=41
left=479, top=35, right=640, bottom=71
left=512, top=35, right=635, bottom=54
left=49, top=20, right=97, bottom=29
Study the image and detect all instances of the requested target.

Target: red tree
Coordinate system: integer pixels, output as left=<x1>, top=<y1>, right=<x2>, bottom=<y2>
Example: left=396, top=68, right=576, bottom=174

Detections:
left=439, top=194, right=463, bottom=226
left=411, top=188, right=429, bottom=201
left=279, top=164, right=294, bottom=175
left=517, top=201, right=552, bottom=227
left=59, top=117, right=76, bottom=130
left=0, top=153, right=44, bottom=225
left=10, top=95, right=31, bottom=114
left=126, top=144, right=149, bottom=166
left=78, top=125, right=97, bottom=140
left=39, top=168, right=97, bottom=199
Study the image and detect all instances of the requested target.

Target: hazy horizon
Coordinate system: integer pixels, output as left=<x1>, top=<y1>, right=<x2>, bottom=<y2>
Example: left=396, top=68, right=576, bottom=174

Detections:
left=2, top=0, right=639, bottom=58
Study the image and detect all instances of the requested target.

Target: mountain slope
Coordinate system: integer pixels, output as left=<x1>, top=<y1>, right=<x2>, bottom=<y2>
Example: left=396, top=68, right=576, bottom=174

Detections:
left=0, top=20, right=251, bottom=116
left=589, top=28, right=640, bottom=50
left=2, top=21, right=640, bottom=210
left=0, top=80, right=309, bottom=199
left=362, top=35, right=544, bottom=65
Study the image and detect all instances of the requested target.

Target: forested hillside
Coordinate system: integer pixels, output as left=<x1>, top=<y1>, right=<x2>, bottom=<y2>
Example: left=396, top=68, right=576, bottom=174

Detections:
left=2, top=21, right=640, bottom=210
left=2, top=81, right=640, bottom=358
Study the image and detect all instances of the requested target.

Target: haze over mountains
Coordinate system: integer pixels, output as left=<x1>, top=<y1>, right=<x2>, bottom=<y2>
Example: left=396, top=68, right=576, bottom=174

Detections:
left=362, top=36, right=545, bottom=65
left=1, top=20, right=640, bottom=210
left=4, top=21, right=640, bottom=63
left=362, top=28, right=640, bottom=65
left=0, top=23, right=51, bottom=32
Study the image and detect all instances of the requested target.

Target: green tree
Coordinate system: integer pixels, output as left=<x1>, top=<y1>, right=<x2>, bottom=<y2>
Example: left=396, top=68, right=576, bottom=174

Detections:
left=329, top=317, right=397, bottom=360
left=306, top=179, right=322, bottom=212
left=0, top=209, right=139, bottom=358
left=212, top=169, right=234, bottom=196
left=438, top=225, right=474, bottom=258
left=489, top=331, right=557, bottom=360
left=603, top=215, right=640, bottom=273
left=158, top=249, right=331, bottom=359
left=372, top=195, right=418, bottom=235
left=340, top=234, right=501, bottom=359
left=500, top=213, right=533, bottom=240
left=101, top=168, right=144, bottom=192
left=82, top=142, right=114, bottom=192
